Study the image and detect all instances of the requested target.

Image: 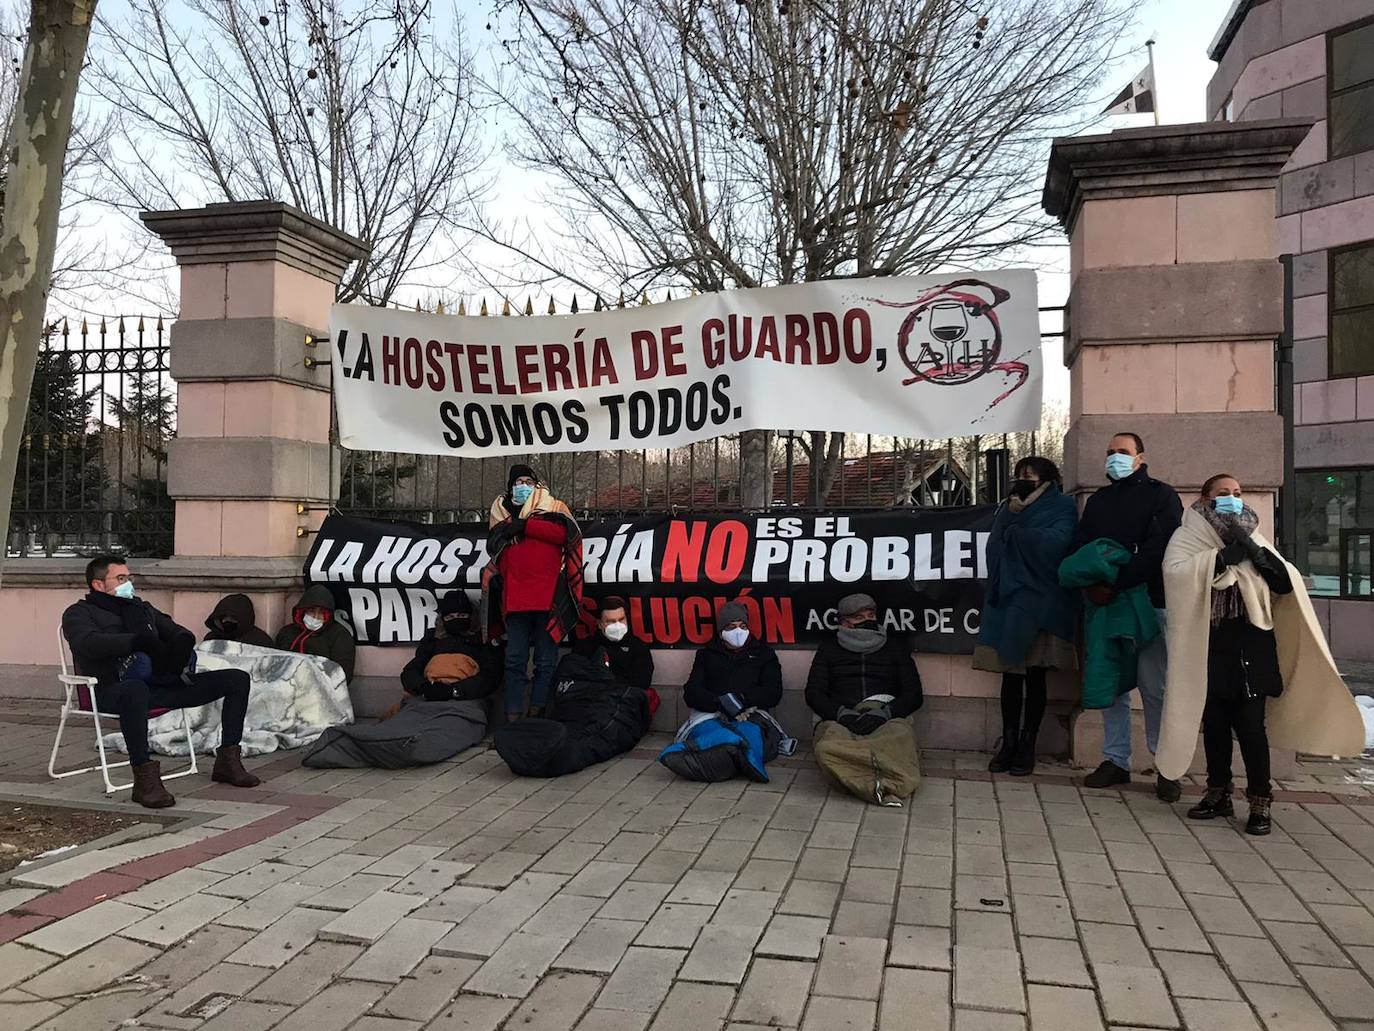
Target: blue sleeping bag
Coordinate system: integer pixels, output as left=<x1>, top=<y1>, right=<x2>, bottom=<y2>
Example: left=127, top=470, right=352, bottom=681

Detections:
left=658, top=714, right=770, bottom=782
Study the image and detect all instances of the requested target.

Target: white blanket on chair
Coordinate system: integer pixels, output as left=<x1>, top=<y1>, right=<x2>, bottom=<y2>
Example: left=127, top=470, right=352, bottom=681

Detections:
left=101, top=641, right=354, bottom=757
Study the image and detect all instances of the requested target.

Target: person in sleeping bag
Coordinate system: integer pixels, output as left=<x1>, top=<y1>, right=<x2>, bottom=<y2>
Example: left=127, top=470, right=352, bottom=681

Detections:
left=401, top=589, right=501, bottom=702
left=274, top=584, right=356, bottom=682
left=806, top=592, right=924, bottom=735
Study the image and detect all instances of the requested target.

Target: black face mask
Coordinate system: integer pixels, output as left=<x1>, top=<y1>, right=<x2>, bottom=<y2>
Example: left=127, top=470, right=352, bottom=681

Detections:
left=852, top=619, right=881, bottom=632
left=219, top=618, right=238, bottom=635
left=1009, top=479, right=1039, bottom=500
left=443, top=615, right=470, bottom=633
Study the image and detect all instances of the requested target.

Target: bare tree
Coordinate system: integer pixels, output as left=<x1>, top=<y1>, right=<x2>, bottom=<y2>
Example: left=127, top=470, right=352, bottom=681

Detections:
left=0, top=0, right=99, bottom=582
left=87, top=0, right=486, bottom=304
left=487, top=0, right=1126, bottom=506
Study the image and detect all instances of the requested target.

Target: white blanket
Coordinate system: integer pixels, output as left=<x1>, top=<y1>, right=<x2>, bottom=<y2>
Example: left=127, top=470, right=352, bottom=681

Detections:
left=101, top=641, right=355, bottom=757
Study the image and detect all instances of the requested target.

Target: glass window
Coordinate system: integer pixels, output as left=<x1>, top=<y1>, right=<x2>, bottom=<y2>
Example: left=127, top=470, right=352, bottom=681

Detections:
left=1331, top=244, right=1374, bottom=377
left=1296, top=468, right=1374, bottom=597
left=1331, top=22, right=1374, bottom=158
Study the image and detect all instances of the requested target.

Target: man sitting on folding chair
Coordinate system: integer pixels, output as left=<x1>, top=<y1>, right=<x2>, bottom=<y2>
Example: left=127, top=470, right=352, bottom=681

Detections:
left=61, top=554, right=261, bottom=808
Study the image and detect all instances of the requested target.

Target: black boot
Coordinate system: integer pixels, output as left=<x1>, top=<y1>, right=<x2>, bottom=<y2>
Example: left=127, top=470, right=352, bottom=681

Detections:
left=1008, top=730, right=1037, bottom=776
left=1246, top=794, right=1273, bottom=836
left=1156, top=775, right=1182, bottom=803
left=1187, top=785, right=1235, bottom=820
left=987, top=733, right=1017, bottom=773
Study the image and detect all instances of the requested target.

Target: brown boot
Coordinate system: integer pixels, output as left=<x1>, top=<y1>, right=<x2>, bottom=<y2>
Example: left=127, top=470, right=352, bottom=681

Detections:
left=131, top=760, right=176, bottom=808
left=212, top=745, right=261, bottom=788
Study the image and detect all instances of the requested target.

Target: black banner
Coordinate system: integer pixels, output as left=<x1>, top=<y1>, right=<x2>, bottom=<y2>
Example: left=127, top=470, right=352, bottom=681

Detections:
left=303, top=507, right=996, bottom=653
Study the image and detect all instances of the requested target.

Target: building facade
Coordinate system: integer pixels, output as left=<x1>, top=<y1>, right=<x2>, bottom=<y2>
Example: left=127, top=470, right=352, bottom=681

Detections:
left=1209, top=0, right=1374, bottom=655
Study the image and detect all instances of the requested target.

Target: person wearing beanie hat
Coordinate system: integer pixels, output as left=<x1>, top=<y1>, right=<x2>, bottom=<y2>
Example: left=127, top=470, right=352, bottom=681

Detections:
left=805, top=593, right=923, bottom=735
left=681, top=598, right=783, bottom=718
left=482, top=463, right=584, bottom=723
left=401, top=590, right=502, bottom=702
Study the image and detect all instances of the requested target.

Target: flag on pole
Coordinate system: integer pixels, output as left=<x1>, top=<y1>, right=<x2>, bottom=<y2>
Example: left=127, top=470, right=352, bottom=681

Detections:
left=1102, top=63, right=1155, bottom=115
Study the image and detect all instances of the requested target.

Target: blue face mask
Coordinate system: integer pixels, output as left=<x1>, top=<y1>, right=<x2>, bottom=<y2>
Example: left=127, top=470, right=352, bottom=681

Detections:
left=1213, top=495, right=1243, bottom=516
left=511, top=483, right=534, bottom=506
left=1105, top=454, right=1136, bottom=481
left=113, top=580, right=135, bottom=600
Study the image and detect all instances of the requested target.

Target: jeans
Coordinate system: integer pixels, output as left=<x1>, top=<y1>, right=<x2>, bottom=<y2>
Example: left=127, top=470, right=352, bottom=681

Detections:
left=504, top=611, right=559, bottom=713
left=1203, top=693, right=1271, bottom=798
left=99, top=668, right=251, bottom=766
left=1102, top=608, right=1167, bottom=772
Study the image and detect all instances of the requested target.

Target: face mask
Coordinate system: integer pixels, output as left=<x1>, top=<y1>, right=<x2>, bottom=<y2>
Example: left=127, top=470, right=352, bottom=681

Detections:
left=721, top=626, right=750, bottom=648
left=1105, top=454, right=1136, bottom=481
left=603, top=621, right=629, bottom=642
left=443, top=615, right=469, bottom=633
left=302, top=613, right=325, bottom=631
left=1009, top=479, right=1038, bottom=500
left=852, top=619, right=881, bottom=632
left=219, top=619, right=239, bottom=635
left=113, top=580, right=135, bottom=600
left=511, top=483, right=535, bottom=506
left=1213, top=495, right=1244, bottom=516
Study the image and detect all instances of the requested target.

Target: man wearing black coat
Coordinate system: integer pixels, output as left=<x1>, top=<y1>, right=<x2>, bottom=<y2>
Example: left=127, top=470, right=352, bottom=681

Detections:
left=401, top=590, right=501, bottom=701
left=60, top=555, right=260, bottom=809
left=805, top=593, right=924, bottom=734
left=682, top=601, right=783, bottom=716
left=573, top=596, right=654, bottom=692
left=1071, top=432, right=1183, bottom=799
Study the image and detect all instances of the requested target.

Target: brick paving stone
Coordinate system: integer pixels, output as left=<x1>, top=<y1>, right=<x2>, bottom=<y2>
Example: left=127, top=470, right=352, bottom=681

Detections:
left=1006, top=864, right=1065, bottom=899
left=731, top=858, right=796, bottom=892
left=631, top=850, right=696, bottom=885
left=732, top=958, right=814, bottom=1027
left=695, top=837, right=755, bottom=874
left=525, top=894, right=603, bottom=939
left=1081, top=923, right=1153, bottom=969
left=956, top=875, right=1010, bottom=910
left=424, top=994, right=517, bottom=1031
left=1166, top=862, right=1237, bottom=899
left=150, top=959, right=271, bottom=1022
left=534, top=840, right=603, bottom=876
left=1311, top=903, right=1374, bottom=946
left=294, top=852, right=376, bottom=889
left=0, top=987, right=62, bottom=1030
left=879, top=967, right=950, bottom=1031
left=462, top=850, right=541, bottom=889
left=250, top=940, right=366, bottom=1004
left=347, top=1017, right=421, bottom=1031
left=1210, top=934, right=1301, bottom=987
left=305, top=873, right=400, bottom=911
left=780, top=879, right=841, bottom=918
left=680, top=922, right=765, bottom=984
left=576, top=1009, right=651, bottom=1031
left=434, top=873, right=565, bottom=958
left=216, top=880, right=319, bottom=930
left=319, top=890, right=427, bottom=944
left=226, top=905, right=336, bottom=968
left=124, top=891, right=241, bottom=946
left=194, top=998, right=294, bottom=1031
left=957, top=910, right=1017, bottom=950
left=1265, top=919, right=1352, bottom=967
left=596, top=946, right=686, bottom=1012
left=1095, top=965, right=1180, bottom=1029
left=202, top=862, right=299, bottom=900
left=1210, top=852, right=1281, bottom=886
left=832, top=900, right=894, bottom=937
left=1175, top=999, right=1263, bottom=1031
left=1020, top=936, right=1092, bottom=987
left=1013, top=893, right=1076, bottom=939
left=1119, top=872, right=1187, bottom=910
left=1184, top=895, right=1263, bottom=938
left=1067, top=883, right=1134, bottom=926
left=0, top=943, right=60, bottom=992
left=1241, top=981, right=1338, bottom=1031
left=844, top=868, right=899, bottom=905
left=463, top=930, right=569, bottom=999
left=412, top=885, right=499, bottom=925
left=565, top=862, right=638, bottom=898
left=346, top=915, right=454, bottom=983
left=364, top=844, right=447, bottom=878
left=815, top=935, right=887, bottom=1000
left=374, top=955, right=479, bottom=1021
left=1281, top=870, right=1359, bottom=907
left=555, top=918, right=643, bottom=973
left=667, top=870, right=734, bottom=906
left=1154, top=951, right=1243, bottom=1002
left=598, top=882, right=673, bottom=923
left=1238, top=883, right=1313, bottom=923
left=505, top=971, right=603, bottom=1031
left=271, top=978, right=386, bottom=1031
left=952, top=1007, right=1025, bottom=1030
left=757, top=914, right=831, bottom=960
left=396, top=860, right=474, bottom=898
left=1136, top=906, right=1213, bottom=954
left=888, top=924, right=951, bottom=970
left=650, top=981, right=737, bottom=1031
left=953, top=945, right=1025, bottom=1013
left=897, top=887, right=953, bottom=927
left=811, top=821, right=860, bottom=851
left=1004, top=835, right=1057, bottom=866
left=119, top=868, right=228, bottom=910
left=636, top=903, right=713, bottom=949
left=18, top=899, right=148, bottom=956
left=1027, top=984, right=1104, bottom=1031
left=796, top=848, right=852, bottom=883
left=1296, top=965, right=1374, bottom=1019
left=801, top=995, right=877, bottom=1031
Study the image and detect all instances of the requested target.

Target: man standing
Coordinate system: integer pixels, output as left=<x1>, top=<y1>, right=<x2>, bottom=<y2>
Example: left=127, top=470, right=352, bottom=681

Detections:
left=61, top=555, right=260, bottom=808
left=1074, top=433, right=1183, bottom=799
left=574, top=595, right=654, bottom=691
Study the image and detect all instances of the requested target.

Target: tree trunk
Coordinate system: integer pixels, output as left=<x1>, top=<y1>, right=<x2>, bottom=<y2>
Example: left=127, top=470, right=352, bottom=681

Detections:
left=739, top=429, right=771, bottom=509
left=0, top=0, right=95, bottom=584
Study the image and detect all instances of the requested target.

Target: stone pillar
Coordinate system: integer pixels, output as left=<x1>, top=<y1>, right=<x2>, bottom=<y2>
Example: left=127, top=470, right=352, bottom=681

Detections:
left=1043, top=119, right=1312, bottom=770
left=141, top=202, right=367, bottom=628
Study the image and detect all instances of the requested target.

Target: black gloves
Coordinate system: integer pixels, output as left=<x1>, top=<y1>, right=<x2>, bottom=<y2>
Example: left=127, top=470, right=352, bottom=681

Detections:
left=1219, top=535, right=1261, bottom=568
left=837, top=705, right=890, bottom=736
left=132, top=633, right=172, bottom=668
left=719, top=693, right=746, bottom=717
left=164, top=633, right=196, bottom=675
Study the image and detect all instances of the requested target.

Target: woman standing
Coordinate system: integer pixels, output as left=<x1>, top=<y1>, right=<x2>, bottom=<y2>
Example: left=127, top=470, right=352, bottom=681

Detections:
left=974, top=457, right=1078, bottom=776
left=1158, top=474, right=1364, bottom=835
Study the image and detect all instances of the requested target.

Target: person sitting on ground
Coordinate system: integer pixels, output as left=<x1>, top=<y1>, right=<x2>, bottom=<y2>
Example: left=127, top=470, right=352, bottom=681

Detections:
left=61, top=554, right=260, bottom=808
left=401, top=590, right=501, bottom=702
left=683, top=600, right=784, bottom=721
left=203, top=593, right=275, bottom=649
left=274, top=585, right=356, bottom=682
left=805, top=592, right=924, bottom=733
left=573, top=595, right=654, bottom=692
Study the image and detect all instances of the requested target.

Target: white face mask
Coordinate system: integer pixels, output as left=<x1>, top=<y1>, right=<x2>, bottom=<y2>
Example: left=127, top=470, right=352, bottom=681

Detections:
left=603, top=621, right=629, bottom=642
left=302, top=613, right=325, bottom=631
left=721, top=626, right=750, bottom=648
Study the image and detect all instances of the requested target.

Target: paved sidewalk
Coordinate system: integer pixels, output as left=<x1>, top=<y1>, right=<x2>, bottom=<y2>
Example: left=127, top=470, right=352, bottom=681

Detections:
left=3, top=702, right=1374, bottom=1031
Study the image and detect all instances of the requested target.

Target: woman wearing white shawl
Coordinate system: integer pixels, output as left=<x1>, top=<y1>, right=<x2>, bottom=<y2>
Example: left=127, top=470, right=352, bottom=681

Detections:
left=1158, top=474, right=1364, bottom=834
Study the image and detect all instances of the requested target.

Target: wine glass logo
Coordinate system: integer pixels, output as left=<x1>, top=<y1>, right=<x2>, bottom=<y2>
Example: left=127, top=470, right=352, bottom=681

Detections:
left=929, top=302, right=969, bottom=369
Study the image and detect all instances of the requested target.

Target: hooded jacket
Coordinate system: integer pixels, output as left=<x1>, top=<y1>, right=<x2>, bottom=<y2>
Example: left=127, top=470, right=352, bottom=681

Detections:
left=204, top=594, right=275, bottom=649
left=401, top=623, right=502, bottom=701
left=682, top=637, right=783, bottom=714
left=62, top=592, right=195, bottom=687
left=804, top=635, right=924, bottom=721
left=274, top=584, right=356, bottom=681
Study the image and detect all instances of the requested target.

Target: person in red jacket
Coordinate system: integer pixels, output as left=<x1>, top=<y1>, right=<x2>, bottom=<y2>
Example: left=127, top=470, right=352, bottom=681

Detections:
left=484, top=464, right=583, bottom=722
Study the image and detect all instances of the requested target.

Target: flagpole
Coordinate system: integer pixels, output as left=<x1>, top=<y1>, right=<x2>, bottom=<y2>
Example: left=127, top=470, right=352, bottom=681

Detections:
left=1146, top=38, right=1159, bottom=125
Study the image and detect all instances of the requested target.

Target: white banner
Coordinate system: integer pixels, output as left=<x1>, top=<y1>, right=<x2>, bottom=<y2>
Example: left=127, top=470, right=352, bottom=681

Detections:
left=329, top=272, right=1042, bottom=457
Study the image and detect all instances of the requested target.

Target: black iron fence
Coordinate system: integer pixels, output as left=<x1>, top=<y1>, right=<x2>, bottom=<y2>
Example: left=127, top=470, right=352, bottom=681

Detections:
left=8, top=315, right=176, bottom=558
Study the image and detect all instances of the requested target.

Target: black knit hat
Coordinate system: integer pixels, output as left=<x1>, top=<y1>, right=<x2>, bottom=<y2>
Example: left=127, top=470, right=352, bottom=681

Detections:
left=507, top=463, right=538, bottom=491
left=438, top=590, right=472, bottom=617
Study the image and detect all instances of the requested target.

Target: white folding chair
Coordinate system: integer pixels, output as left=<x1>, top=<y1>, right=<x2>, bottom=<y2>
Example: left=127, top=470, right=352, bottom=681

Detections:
left=49, top=629, right=199, bottom=794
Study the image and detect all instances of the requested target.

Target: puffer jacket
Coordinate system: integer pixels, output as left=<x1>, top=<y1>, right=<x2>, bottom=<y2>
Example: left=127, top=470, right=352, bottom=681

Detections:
left=681, top=637, right=783, bottom=714
left=62, top=592, right=195, bottom=687
left=274, top=584, right=357, bottom=681
left=804, top=635, right=924, bottom=721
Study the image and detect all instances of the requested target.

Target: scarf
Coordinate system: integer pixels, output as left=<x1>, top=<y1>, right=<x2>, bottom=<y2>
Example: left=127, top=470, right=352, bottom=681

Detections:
left=837, top=626, right=888, bottom=655
left=1008, top=480, right=1050, bottom=515
left=481, top=486, right=584, bottom=645
left=1192, top=500, right=1259, bottom=627
left=84, top=590, right=157, bottom=636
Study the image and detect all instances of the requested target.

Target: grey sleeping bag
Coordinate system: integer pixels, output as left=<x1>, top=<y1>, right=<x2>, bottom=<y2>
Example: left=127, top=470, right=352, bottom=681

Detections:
left=302, top=696, right=487, bottom=768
